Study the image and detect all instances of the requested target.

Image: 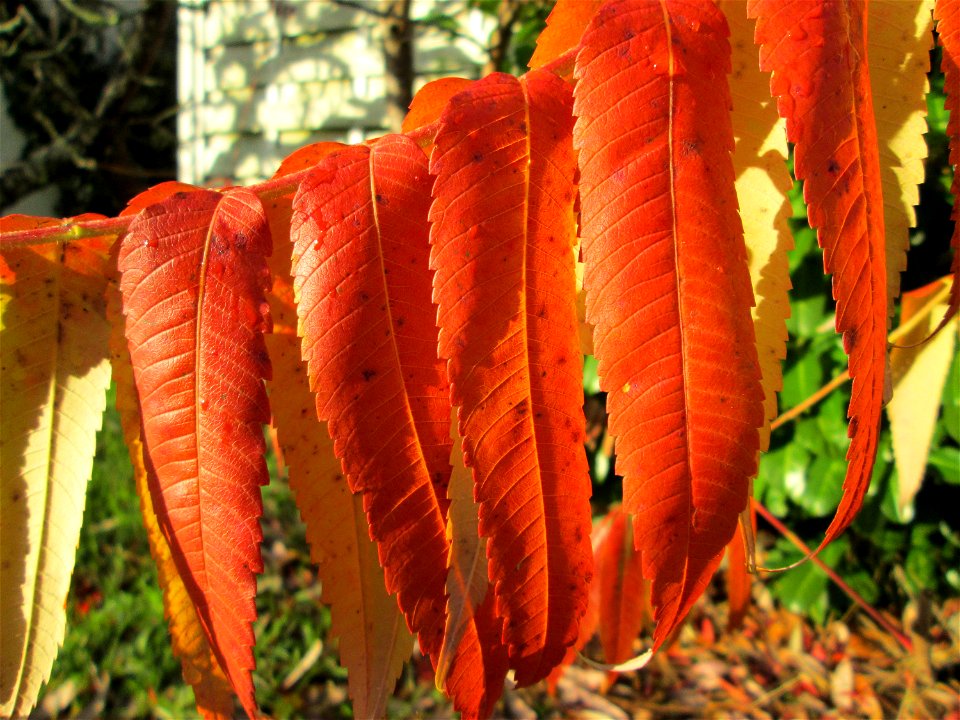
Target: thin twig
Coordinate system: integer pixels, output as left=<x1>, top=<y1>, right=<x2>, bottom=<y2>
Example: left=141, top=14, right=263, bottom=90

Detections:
left=769, top=281, right=953, bottom=431
left=753, top=499, right=914, bottom=653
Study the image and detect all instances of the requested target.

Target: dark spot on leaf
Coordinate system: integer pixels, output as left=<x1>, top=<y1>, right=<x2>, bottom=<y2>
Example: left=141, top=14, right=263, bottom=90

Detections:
left=827, top=159, right=840, bottom=174
left=362, top=368, right=377, bottom=381
left=473, top=152, right=484, bottom=162
left=211, top=234, right=229, bottom=255
left=681, top=138, right=700, bottom=157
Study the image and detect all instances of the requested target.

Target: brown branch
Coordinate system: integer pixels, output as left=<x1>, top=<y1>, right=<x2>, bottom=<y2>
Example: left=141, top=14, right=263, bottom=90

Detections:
left=484, top=0, right=523, bottom=75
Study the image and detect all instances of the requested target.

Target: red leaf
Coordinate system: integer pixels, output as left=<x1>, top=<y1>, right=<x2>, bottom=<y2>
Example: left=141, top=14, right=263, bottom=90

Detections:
left=290, top=136, right=452, bottom=661
left=935, top=0, right=960, bottom=334
left=528, top=0, right=603, bottom=73
left=750, top=0, right=889, bottom=547
left=573, top=0, right=763, bottom=651
left=402, top=77, right=473, bottom=134
left=429, top=71, right=593, bottom=685
left=275, top=141, right=347, bottom=179
left=594, top=506, right=649, bottom=685
left=120, top=182, right=202, bottom=217
left=118, top=189, right=273, bottom=718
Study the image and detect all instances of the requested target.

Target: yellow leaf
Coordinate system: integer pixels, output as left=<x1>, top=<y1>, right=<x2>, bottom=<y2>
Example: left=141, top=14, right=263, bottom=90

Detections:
left=435, top=409, right=509, bottom=720
left=722, top=0, right=794, bottom=453
left=0, top=223, right=112, bottom=718
left=869, top=0, right=935, bottom=311
left=436, top=411, right=489, bottom=686
left=887, top=279, right=957, bottom=516
left=106, top=273, right=235, bottom=719
left=265, top=230, right=412, bottom=720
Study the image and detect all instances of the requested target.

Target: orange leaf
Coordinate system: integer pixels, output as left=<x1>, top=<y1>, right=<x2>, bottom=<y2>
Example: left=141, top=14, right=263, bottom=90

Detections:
left=120, top=182, right=202, bottom=217
left=594, top=506, right=649, bottom=686
left=118, top=189, right=273, bottom=718
left=751, top=0, right=890, bottom=549
left=725, top=511, right=754, bottom=632
left=528, top=0, right=603, bottom=74
left=573, top=0, right=764, bottom=652
left=935, top=0, right=960, bottom=335
left=275, top=141, right=347, bottom=179
left=436, top=413, right=509, bottom=720
left=544, top=517, right=604, bottom=696
left=402, top=77, right=473, bottom=135
left=106, top=277, right=234, bottom=719
left=290, top=136, right=452, bottom=668
left=429, top=70, right=593, bottom=686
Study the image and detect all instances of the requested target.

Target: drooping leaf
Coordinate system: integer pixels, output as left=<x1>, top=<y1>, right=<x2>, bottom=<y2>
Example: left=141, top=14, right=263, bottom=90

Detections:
left=750, top=0, right=890, bottom=549
left=0, top=215, right=113, bottom=718
left=265, top=263, right=414, bottom=719
left=594, top=505, right=649, bottom=687
left=573, top=0, right=764, bottom=652
left=290, top=136, right=452, bottom=671
left=118, top=189, right=273, bottom=718
left=528, top=0, right=602, bottom=74
left=870, top=0, right=934, bottom=313
left=429, top=70, right=594, bottom=685
left=720, top=0, right=794, bottom=453
left=436, top=412, right=509, bottom=720
left=887, top=279, right=957, bottom=515
left=106, top=275, right=234, bottom=719
left=935, top=0, right=960, bottom=335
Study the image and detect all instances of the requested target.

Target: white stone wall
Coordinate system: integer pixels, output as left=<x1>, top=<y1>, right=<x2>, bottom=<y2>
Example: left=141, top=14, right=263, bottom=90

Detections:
left=178, top=0, right=494, bottom=186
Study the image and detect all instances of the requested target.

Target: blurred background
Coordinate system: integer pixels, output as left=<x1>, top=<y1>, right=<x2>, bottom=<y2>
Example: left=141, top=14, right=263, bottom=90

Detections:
left=1, top=1, right=957, bottom=718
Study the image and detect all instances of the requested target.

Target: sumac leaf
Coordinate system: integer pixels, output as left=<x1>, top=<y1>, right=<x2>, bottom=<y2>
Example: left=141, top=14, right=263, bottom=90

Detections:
left=0, top=216, right=113, bottom=718
left=290, top=136, right=452, bottom=672
left=429, top=71, right=593, bottom=686
left=573, top=0, right=764, bottom=651
left=750, top=0, right=891, bottom=548
left=118, top=189, right=273, bottom=718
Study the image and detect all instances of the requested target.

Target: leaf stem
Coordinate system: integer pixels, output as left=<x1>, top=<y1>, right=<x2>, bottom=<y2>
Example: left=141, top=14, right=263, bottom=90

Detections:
left=752, top=498, right=914, bottom=653
left=0, top=215, right=133, bottom=249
